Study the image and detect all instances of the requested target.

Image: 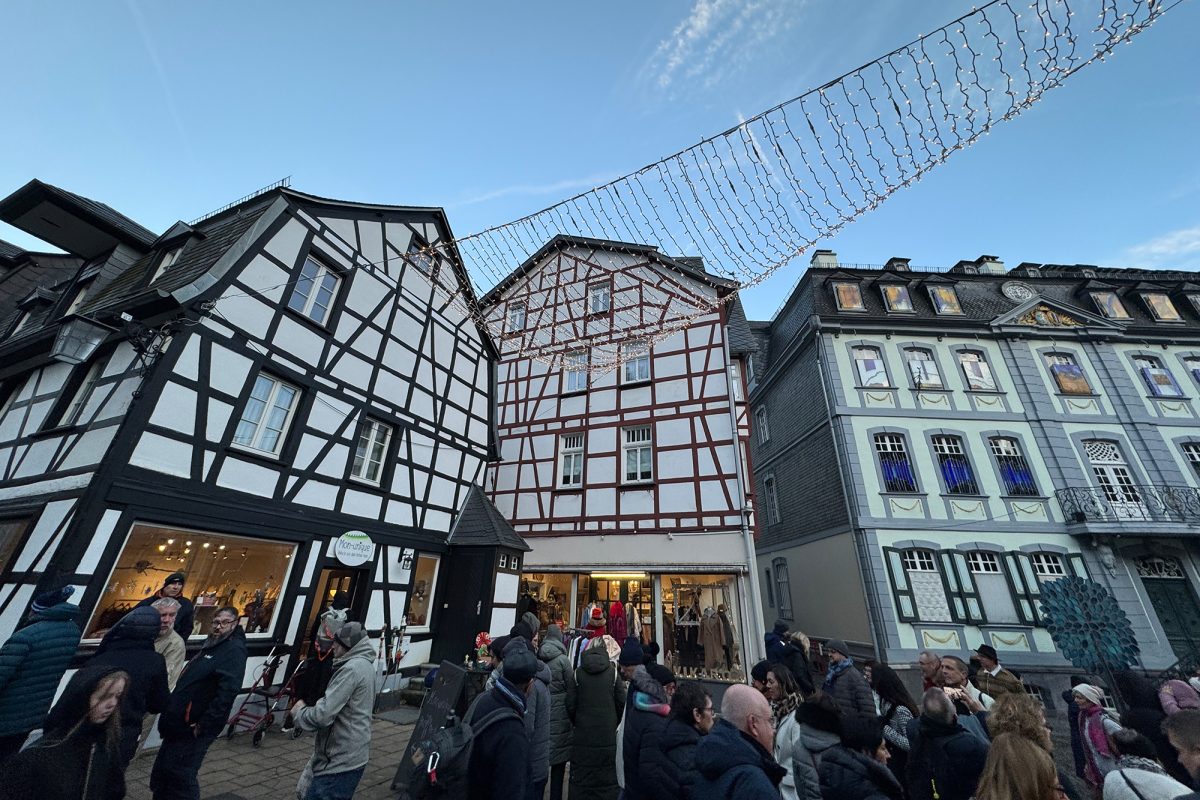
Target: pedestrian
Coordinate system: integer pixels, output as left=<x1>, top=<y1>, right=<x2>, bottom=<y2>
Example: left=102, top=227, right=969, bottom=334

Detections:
left=940, top=655, right=994, bottom=712
left=538, top=624, right=577, bottom=800
left=1163, top=709, right=1200, bottom=800
left=790, top=691, right=842, bottom=800
left=870, top=664, right=918, bottom=788
left=971, top=644, right=1024, bottom=698
left=149, top=597, right=187, bottom=690
left=766, top=664, right=804, bottom=800
left=1190, top=668, right=1200, bottom=698
left=0, top=664, right=128, bottom=800
left=290, top=622, right=375, bottom=800
left=640, top=680, right=713, bottom=800
left=778, top=631, right=815, bottom=696
left=822, top=638, right=874, bottom=716
left=1102, top=729, right=1190, bottom=799
left=615, top=635, right=644, bottom=791
left=906, top=687, right=989, bottom=800
left=90, top=605, right=171, bottom=768
left=986, top=690, right=1082, bottom=800
left=621, top=660, right=673, bottom=800
left=1063, top=674, right=1090, bottom=781
left=750, top=659, right=770, bottom=698
left=1073, top=683, right=1123, bottom=797
left=514, top=635, right=552, bottom=800
left=1111, top=669, right=1188, bottom=785
left=135, top=572, right=194, bottom=639
left=765, top=620, right=789, bottom=663
left=150, top=606, right=247, bottom=800
left=1160, top=677, right=1200, bottom=716
left=294, top=605, right=348, bottom=708
left=467, top=634, right=538, bottom=800
left=691, top=683, right=786, bottom=799
left=917, top=650, right=942, bottom=691
left=569, top=639, right=625, bottom=800
left=0, top=585, right=83, bottom=761
left=818, top=713, right=904, bottom=800
left=973, top=732, right=1061, bottom=800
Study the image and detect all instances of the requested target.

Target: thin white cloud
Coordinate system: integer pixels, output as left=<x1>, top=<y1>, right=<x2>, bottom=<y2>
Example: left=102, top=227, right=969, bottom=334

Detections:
left=449, top=173, right=618, bottom=208
left=1121, top=225, right=1200, bottom=267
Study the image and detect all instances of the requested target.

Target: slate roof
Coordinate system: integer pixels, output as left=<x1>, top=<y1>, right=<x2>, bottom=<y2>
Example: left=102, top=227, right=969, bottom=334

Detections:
left=0, top=239, right=22, bottom=264
left=448, top=485, right=531, bottom=552
left=0, top=247, right=83, bottom=336
left=725, top=295, right=758, bottom=355
left=50, top=183, right=157, bottom=248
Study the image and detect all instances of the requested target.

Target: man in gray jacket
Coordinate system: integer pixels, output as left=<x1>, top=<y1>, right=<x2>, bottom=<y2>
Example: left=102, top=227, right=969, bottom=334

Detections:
left=292, top=622, right=375, bottom=799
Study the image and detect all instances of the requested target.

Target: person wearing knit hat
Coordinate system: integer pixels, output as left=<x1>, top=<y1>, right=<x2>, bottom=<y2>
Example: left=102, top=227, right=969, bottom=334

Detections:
left=504, top=636, right=554, bottom=797
left=90, top=606, right=171, bottom=768
left=1073, top=683, right=1123, bottom=794
left=621, top=653, right=673, bottom=800
left=291, top=621, right=376, bottom=798
left=821, top=638, right=875, bottom=717
left=646, top=663, right=677, bottom=695
left=587, top=606, right=607, bottom=638
left=766, top=619, right=790, bottom=663
left=467, top=638, right=536, bottom=800
left=29, top=585, right=74, bottom=617
left=134, top=572, right=195, bottom=640
left=511, top=619, right=535, bottom=645
left=618, top=636, right=644, bottom=681
left=751, top=659, right=771, bottom=697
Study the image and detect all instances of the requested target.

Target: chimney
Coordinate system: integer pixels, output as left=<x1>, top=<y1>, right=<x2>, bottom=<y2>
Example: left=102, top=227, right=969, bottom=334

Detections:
left=976, top=255, right=1005, bottom=275
left=884, top=257, right=911, bottom=272
left=810, top=249, right=838, bottom=269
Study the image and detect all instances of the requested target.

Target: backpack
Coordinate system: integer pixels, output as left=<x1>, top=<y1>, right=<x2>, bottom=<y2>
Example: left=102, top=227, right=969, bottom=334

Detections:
left=408, top=701, right=520, bottom=799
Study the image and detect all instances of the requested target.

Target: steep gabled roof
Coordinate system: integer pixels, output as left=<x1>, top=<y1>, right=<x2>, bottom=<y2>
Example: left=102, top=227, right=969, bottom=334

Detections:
left=448, top=485, right=530, bottom=551
left=726, top=295, right=758, bottom=355
left=0, top=180, right=156, bottom=257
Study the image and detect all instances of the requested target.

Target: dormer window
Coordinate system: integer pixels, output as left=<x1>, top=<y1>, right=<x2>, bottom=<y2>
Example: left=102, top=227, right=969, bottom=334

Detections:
left=150, top=246, right=184, bottom=284
left=1090, top=291, right=1130, bottom=320
left=880, top=285, right=913, bottom=313
left=407, top=240, right=435, bottom=274
left=1188, top=295, right=1200, bottom=317
left=832, top=282, right=864, bottom=311
left=928, top=286, right=963, bottom=315
left=1143, top=292, right=1182, bottom=322
left=7, top=311, right=33, bottom=339
left=64, top=282, right=92, bottom=316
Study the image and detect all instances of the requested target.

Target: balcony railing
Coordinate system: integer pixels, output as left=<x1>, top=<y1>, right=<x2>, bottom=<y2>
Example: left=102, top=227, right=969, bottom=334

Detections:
left=1056, top=485, right=1200, bottom=524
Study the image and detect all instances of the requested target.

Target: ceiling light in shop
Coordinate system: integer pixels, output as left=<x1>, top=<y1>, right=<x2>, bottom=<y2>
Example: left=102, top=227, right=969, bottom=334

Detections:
left=590, top=573, right=648, bottom=580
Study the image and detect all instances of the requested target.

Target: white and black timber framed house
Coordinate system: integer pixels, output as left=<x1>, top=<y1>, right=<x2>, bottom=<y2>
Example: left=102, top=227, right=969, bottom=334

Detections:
left=0, top=179, right=525, bottom=679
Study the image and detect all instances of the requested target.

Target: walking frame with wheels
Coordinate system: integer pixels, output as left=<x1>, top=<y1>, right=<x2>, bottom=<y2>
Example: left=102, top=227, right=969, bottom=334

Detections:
left=225, top=645, right=300, bottom=747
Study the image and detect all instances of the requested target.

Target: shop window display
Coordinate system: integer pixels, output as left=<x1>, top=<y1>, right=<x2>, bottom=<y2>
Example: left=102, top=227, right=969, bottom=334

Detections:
left=517, top=573, right=573, bottom=631
left=405, top=554, right=440, bottom=631
left=86, top=523, right=295, bottom=640
left=662, top=574, right=743, bottom=681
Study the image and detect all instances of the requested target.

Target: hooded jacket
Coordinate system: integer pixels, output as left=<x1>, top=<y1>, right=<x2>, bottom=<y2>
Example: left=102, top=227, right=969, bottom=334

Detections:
left=569, top=643, right=625, bottom=800
left=89, top=607, right=170, bottom=759
left=691, top=717, right=787, bottom=800
left=622, top=664, right=670, bottom=800
left=905, top=715, right=989, bottom=800
left=538, top=630, right=577, bottom=765
left=818, top=745, right=904, bottom=800
left=526, top=658, right=552, bottom=782
left=292, top=634, right=376, bottom=776
left=466, top=676, right=529, bottom=800
left=0, top=602, right=82, bottom=737
left=791, top=723, right=841, bottom=800
left=159, top=625, right=247, bottom=739
left=639, top=716, right=702, bottom=800
left=0, top=664, right=126, bottom=800
left=765, top=630, right=788, bottom=663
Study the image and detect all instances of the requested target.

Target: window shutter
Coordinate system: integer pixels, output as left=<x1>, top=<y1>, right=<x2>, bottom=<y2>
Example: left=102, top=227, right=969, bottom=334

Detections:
left=942, top=551, right=987, bottom=624
left=938, top=551, right=968, bottom=623
left=1069, top=553, right=1088, bottom=579
left=1004, top=552, right=1043, bottom=625
left=884, top=547, right=919, bottom=623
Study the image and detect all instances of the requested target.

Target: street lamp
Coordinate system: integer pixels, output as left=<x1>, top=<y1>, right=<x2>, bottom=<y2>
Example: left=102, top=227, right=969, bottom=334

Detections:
left=51, top=315, right=116, bottom=365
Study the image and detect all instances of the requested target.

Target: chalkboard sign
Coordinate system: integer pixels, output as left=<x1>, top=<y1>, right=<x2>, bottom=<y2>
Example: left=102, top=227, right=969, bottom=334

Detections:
left=392, top=661, right=468, bottom=794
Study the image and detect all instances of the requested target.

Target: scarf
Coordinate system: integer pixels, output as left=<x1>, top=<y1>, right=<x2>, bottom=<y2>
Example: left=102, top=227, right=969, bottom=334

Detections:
left=824, top=657, right=852, bottom=688
left=773, top=692, right=801, bottom=724
left=1115, top=755, right=1166, bottom=776
left=494, top=676, right=527, bottom=715
left=1080, top=703, right=1116, bottom=786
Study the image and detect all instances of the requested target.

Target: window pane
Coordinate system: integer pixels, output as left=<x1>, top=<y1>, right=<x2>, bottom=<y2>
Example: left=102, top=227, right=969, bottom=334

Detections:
left=1144, top=293, right=1182, bottom=321
left=405, top=554, right=440, bottom=628
left=833, top=282, right=864, bottom=311
left=906, top=350, right=943, bottom=389
left=288, top=259, right=318, bottom=313
left=854, top=348, right=889, bottom=387
left=0, top=517, right=31, bottom=577
left=1091, top=292, right=1129, bottom=319
left=902, top=550, right=952, bottom=622
left=875, top=434, right=918, bottom=492
left=959, top=352, right=997, bottom=391
left=933, top=435, right=978, bottom=494
left=929, top=286, right=962, bottom=314
left=882, top=285, right=913, bottom=312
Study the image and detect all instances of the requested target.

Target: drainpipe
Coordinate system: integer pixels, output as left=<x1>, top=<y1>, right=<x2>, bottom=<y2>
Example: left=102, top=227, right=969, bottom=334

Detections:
left=724, top=337, right=767, bottom=664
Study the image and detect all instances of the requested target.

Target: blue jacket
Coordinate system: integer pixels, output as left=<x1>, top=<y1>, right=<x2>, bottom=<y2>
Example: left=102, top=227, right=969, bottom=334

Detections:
left=764, top=631, right=788, bottom=663
left=691, top=718, right=787, bottom=800
left=0, top=602, right=83, bottom=736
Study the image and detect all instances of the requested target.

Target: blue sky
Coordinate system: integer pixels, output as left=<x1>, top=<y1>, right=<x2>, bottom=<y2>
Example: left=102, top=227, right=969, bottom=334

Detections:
left=2, top=1, right=1197, bottom=321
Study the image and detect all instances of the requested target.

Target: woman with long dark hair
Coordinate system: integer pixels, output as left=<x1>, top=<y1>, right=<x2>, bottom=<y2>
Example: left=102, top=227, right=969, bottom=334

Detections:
left=869, top=663, right=917, bottom=786
left=767, top=664, right=805, bottom=800
left=0, top=664, right=129, bottom=800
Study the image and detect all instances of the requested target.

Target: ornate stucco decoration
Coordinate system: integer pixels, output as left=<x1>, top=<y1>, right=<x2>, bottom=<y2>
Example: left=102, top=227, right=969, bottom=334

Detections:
left=1014, top=304, right=1084, bottom=327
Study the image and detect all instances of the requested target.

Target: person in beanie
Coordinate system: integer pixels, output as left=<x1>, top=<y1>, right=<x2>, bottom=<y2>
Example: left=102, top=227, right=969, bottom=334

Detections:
left=691, top=683, right=786, bottom=799
left=150, top=597, right=187, bottom=690
left=622, top=660, right=674, bottom=799
left=489, top=636, right=550, bottom=798
left=90, top=605, right=171, bottom=768
left=1072, top=683, right=1122, bottom=794
left=971, top=644, right=1023, bottom=698
left=765, top=620, right=789, bottom=663
left=570, top=638, right=625, bottom=800
left=538, top=624, right=576, bottom=800
left=0, top=585, right=82, bottom=761
left=291, top=622, right=376, bottom=799
left=618, top=636, right=643, bottom=681
left=818, top=713, right=904, bottom=800
left=822, top=639, right=874, bottom=716
left=150, top=606, right=247, bottom=800
left=468, top=635, right=538, bottom=800
left=292, top=606, right=348, bottom=710
left=615, top=635, right=645, bottom=791
left=135, top=572, right=194, bottom=639
left=750, top=659, right=770, bottom=697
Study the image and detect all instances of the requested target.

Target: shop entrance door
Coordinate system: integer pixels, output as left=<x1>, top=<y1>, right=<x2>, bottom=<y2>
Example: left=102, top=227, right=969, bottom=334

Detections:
left=430, top=550, right=490, bottom=664
left=1138, top=556, right=1200, bottom=666
left=298, top=568, right=367, bottom=658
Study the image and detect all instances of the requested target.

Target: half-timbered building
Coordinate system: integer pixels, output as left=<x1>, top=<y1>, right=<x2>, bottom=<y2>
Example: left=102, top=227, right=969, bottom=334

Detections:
left=482, top=235, right=765, bottom=678
left=0, top=179, right=517, bottom=683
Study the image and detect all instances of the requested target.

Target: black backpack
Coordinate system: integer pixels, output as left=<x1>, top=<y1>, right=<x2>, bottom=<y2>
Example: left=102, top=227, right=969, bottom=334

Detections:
left=408, top=701, right=519, bottom=799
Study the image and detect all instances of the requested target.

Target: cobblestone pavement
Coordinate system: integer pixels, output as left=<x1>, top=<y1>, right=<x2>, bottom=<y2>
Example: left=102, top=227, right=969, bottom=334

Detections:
left=125, top=717, right=415, bottom=800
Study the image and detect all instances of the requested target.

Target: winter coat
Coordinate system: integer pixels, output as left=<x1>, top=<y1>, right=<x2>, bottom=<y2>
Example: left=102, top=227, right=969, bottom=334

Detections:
left=905, top=715, right=989, bottom=800
left=791, top=723, right=840, bottom=800
left=609, top=601, right=628, bottom=643
left=154, top=629, right=187, bottom=691
left=0, top=602, right=82, bottom=737
left=1102, top=765, right=1190, bottom=800
left=622, top=664, right=670, bottom=800
left=691, top=717, right=788, bottom=800
left=135, top=592, right=195, bottom=639
left=569, top=644, right=625, bottom=800
left=825, top=664, right=875, bottom=716
left=466, top=679, right=529, bottom=800
left=764, top=631, right=788, bottom=663
left=526, top=659, right=552, bottom=782
left=1121, top=705, right=1189, bottom=785
left=774, top=708, right=803, bottom=800
left=89, top=614, right=170, bottom=760
left=640, top=717, right=701, bottom=800
left=292, top=635, right=375, bottom=776
left=538, top=635, right=577, bottom=765
left=818, top=745, right=905, bottom=800
left=700, top=615, right=725, bottom=670
left=778, top=642, right=814, bottom=695
left=158, top=626, right=247, bottom=740
left=0, top=664, right=126, bottom=800
left=972, top=665, right=1023, bottom=698
left=1160, top=679, right=1200, bottom=715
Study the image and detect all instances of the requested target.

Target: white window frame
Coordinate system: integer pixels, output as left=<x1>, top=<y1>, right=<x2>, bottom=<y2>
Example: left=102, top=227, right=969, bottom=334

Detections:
left=287, top=257, right=342, bottom=326
left=507, top=301, right=526, bottom=332
left=901, top=550, right=938, bottom=572
left=880, top=284, right=914, bottom=313
left=853, top=346, right=890, bottom=388
left=764, top=475, right=780, bottom=524
left=1133, top=355, right=1184, bottom=398
left=729, top=361, right=744, bottom=401
left=832, top=282, right=865, bottom=311
left=1031, top=552, right=1067, bottom=582
left=499, top=553, right=508, bottom=569
left=959, top=350, right=998, bottom=392
left=928, top=285, right=963, bottom=315
left=932, top=434, right=979, bottom=495
left=150, top=246, right=184, bottom=284
left=622, top=341, right=650, bottom=384
left=755, top=406, right=770, bottom=444
left=989, top=436, right=1039, bottom=496
left=559, top=433, right=585, bottom=488
left=1090, top=291, right=1130, bottom=320
left=407, top=240, right=435, bottom=275
left=1044, top=352, right=1093, bottom=395
left=62, top=357, right=108, bottom=427
left=350, top=417, right=393, bottom=485
left=968, top=552, right=1003, bottom=574
left=232, top=373, right=301, bottom=457
left=1142, top=292, right=1182, bottom=322
left=405, top=553, right=441, bottom=633
left=564, top=350, right=589, bottom=393
left=622, top=425, right=654, bottom=484
left=1183, top=443, right=1200, bottom=478
left=588, top=282, right=611, bottom=315
left=905, top=348, right=943, bottom=390
left=874, top=433, right=919, bottom=493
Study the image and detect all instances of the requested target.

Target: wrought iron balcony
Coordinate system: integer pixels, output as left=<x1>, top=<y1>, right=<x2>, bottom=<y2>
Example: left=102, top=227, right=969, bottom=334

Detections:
left=1056, top=485, right=1200, bottom=524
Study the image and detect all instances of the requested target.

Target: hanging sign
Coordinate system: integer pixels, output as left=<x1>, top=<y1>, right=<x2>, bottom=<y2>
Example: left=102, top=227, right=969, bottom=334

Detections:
left=334, top=530, right=376, bottom=567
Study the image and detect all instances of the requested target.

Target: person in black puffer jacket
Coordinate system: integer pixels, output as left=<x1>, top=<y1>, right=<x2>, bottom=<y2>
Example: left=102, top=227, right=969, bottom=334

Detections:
left=640, top=680, right=713, bottom=799
left=569, top=641, right=625, bottom=800
left=90, top=606, right=171, bottom=768
left=905, top=688, right=989, bottom=800
left=622, top=663, right=673, bottom=800
left=0, top=664, right=129, bottom=800
left=819, top=713, right=904, bottom=800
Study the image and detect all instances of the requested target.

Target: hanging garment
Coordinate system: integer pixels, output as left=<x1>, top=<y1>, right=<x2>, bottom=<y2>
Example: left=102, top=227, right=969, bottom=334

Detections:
left=700, top=613, right=726, bottom=670
left=609, top=601, right=627, bottom=642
